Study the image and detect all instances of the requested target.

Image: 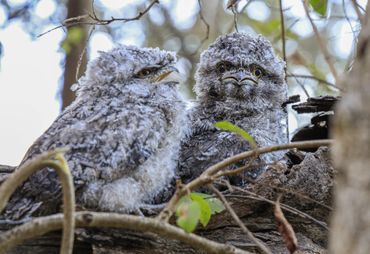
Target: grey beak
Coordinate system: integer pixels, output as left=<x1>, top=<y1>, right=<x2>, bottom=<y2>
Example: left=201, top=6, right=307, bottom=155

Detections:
left=222, top=70, right=257, bottom=86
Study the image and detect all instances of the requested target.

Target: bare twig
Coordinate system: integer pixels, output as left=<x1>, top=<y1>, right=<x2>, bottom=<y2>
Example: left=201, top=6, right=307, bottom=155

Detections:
left=287, top=74, right=341, bottom=91
left=221, top=185, right=329, bottom=230
left=75, top=25, right=95, bottom=81
left=279, top=0, right=287, bottom=81
left=38, top=0, right=159, bottom=37
left=190, top=0, right=210, bottom=55
left=0, top=149, right=75, bottom=254
left=158, top=140, right=332, bottom=222
left=278, top=0, right=290, bottom=142
left=216, top=161, right=272, bottom=178
left=351, top=0, right=364, bottom=24
left=0, top=212, right=251, bottom=254
left=232, top=8, right=239, bottom=32
left=197, top=0, right=210, bottom=46
left=288, top=72, right=310, bottom=97
left=208, top=184, right=272, bottom=254
left=302, top=0, right=338, bottom=81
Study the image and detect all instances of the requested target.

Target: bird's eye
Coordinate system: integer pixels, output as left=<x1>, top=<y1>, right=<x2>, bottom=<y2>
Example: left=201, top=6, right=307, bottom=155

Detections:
left=252, top=66, right=263, bottom=78
left=216, top=61, right=232, bottom=74
left=136, top=68, right=156, bottom=78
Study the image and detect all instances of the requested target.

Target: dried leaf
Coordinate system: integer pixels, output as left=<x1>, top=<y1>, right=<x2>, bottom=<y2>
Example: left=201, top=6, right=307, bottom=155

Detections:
left=274, top=196, right=298, bottom=253
left=227, top=0, right=239, bottom=9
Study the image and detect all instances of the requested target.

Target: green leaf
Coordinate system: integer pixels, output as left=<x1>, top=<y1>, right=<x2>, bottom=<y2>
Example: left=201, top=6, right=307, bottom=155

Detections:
left=214, top=121, right=256, bottom=148
left=61, top=27, right=84, bottom=53
left=67, top=27, right=84, bottom=45
left=190, top=193, right=212, bottom=227
left=176, top=201, right=201, bottom=233
left=207, top=197, right=225, bottom=214
left=191, top=192, right=225, bottom=215
left=309, top=0, right=327, bottom=16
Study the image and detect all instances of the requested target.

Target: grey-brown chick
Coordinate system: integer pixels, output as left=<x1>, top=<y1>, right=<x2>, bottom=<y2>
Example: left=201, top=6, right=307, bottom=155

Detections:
left=178, top=32, right=288, bottom=185
left=4, top=45, right=187, bottom=219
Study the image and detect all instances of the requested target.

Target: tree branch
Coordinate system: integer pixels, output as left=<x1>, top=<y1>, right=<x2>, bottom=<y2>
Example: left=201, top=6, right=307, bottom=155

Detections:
left=208, top=184, right=272, bottom=254
left=302, top=0, right=338, bottom=81
left=0, top=212, right=251, bottom=254
left=158, top=140, right=333, bottom=222
left=38, top=0, right=159, bottom=37
left=0, top=149, right=75, bottom=254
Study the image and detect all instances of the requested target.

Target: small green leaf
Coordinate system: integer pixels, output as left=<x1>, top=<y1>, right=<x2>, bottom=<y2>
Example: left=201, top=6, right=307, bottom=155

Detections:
left=61, top=27, right=84, bottom=53
left=309, top=0, right=327, bottom=16
left=67, top=27, right=84, bottom=45
left=207, top=197, right=225, bottom=214
left=191, top=192, right=225, bottom=215
left=190, top=193, right=212, bottom=227
left=176, top=201, right=201, bottom=233
left=214, top=121, right=256, bottom=148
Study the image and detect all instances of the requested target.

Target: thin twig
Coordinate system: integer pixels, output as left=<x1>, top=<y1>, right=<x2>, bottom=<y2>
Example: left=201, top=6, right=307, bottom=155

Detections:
left=75, top=25, right=95, bottom=82
left=158, top=140, right=332, bottom=222
left=0, top=149, right=75, bottom=254
left=287, top=74, right=340, bottom=90
left=302, top=0, right=338, bottom=81
left=0, top=212, right=251, bottom=254
left=232, top=8, right=239, bottom=32
left=208, top=184, right=272, bottom=254
left=278, top=0, right=290, bottom=143
left=279, top=0, right=287, bottom=82
left=38, top=0, right=159, bottom=37
left=197, top=0, right=210, bottom=47
left=219, top=184, right=329, bottom=230
left=288, top=72, right=310, bottom=97
left=216, top=162, right=272, bottom=178
left=351, top=0, right=364, bottom=24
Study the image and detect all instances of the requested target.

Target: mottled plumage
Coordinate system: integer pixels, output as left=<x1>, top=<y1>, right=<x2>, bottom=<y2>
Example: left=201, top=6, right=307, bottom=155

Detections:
left=4, top=45, right=187, bottom=219
left=179, top=32, right=288, bottom=184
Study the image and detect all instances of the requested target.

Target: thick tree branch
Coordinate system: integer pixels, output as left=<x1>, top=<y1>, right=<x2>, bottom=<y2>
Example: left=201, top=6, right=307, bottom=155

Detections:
left=0, top=149, right=75, bottom=254
left=0, top=212, right=251, bottom=254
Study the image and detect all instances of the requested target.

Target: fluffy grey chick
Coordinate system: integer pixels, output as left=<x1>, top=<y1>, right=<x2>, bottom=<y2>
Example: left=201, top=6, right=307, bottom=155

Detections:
left=4, top=45, right=187, bottom=219
left=179, top=32, right=288, bottom=184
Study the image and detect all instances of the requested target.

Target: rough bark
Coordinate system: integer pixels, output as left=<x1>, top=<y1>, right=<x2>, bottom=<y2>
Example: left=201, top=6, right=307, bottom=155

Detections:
left=61, top=0, right=90, bottom=110
left=330, top=3, right=370, bottom=254
left=1, top=147, right=333, bottom=253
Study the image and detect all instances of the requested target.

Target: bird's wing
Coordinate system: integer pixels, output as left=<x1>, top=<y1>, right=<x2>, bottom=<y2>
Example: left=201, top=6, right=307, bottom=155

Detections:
left=179, top=124, right=252, bottom=183
left=5, top=98, right=170, bottom=219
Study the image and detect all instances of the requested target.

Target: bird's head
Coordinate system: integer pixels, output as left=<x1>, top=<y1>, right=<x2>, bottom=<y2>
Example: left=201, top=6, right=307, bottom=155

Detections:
left=75, top=45, right=179, bottom=95
left=194, top=33, right=286, bottom=103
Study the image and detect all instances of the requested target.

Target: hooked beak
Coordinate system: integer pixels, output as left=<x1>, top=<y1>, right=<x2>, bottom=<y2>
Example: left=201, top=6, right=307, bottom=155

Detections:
left=155, top=66, right=180, bottom=82
left=221, top=70, right=258, bottom=86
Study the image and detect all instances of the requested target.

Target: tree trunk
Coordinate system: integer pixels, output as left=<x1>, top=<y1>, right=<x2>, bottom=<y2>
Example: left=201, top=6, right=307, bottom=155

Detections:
left=330, top=3, right=370, bottom=254
left=61, top=0, right=90, bottom=110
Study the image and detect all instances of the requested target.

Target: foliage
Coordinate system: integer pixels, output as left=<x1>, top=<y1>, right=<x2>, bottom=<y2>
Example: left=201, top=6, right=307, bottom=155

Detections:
left=214, top=121, right=256, bottom=148
left=309, top=0, right=328, bottom=16
left=61, top=27, right=84, bottom=54
left=176, top=192, right=225, bottom=233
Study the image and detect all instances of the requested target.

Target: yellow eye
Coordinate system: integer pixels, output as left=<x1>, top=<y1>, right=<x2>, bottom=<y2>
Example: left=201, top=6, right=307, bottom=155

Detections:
left=252, top=67, right=263, bottom=78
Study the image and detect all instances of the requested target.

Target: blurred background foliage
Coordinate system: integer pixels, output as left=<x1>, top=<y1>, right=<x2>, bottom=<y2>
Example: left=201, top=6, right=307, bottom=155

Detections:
left=0, top=0, right=364, bottom=149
